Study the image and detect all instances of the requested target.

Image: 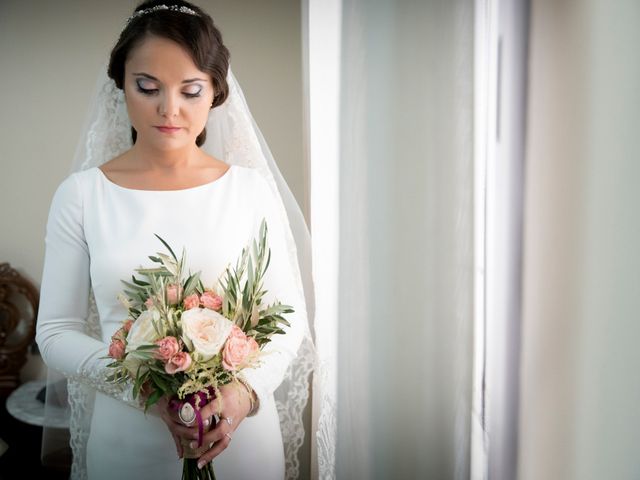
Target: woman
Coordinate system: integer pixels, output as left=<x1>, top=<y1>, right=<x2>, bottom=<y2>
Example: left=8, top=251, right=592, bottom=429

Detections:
left=35, top=1, right=313, bottom=479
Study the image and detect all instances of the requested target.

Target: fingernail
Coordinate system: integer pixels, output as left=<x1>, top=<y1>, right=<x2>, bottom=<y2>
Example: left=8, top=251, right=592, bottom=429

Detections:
left=197, top=461, right=204, bottom=469
left=190, top=441, right=197, bottom=449
left=204, top=418, right=210, bottom=426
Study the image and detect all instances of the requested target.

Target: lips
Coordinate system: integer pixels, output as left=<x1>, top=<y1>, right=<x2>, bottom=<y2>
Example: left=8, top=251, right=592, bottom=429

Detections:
left=155, top=126, right=181, bottom=134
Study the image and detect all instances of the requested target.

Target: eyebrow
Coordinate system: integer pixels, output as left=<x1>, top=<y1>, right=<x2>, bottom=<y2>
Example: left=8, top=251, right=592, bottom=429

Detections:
left=132, top=72, right=206, bottom=84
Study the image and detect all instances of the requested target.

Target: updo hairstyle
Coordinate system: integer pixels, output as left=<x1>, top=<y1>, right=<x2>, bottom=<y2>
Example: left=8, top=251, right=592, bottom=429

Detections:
left=107, top=0, right=230, bottom=146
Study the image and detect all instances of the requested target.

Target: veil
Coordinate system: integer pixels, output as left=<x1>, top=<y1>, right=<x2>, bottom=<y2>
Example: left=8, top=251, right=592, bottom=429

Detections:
left=41, top=63, right=316, bottom=480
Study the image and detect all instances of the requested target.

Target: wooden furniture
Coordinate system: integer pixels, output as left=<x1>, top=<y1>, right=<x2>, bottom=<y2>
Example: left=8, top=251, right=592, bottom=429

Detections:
left=0, top=262, right=71, bottom=477
left=0, top=262, right=39, bottom=397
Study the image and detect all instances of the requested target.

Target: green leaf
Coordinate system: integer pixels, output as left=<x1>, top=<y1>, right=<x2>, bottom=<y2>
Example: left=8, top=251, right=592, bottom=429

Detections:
left=131, top=276, right=150, bottom=287
left=145, top=389, right=163, bottom=411
left=121, top=280, right=145, bottom=292
left=183, top=272, right=201, bottom=297
left=154, top=233, right=178, bottom=261
left=133, top=267, right=173, bottom=276
left=157, top=253, right=179, bottom=276
left=150, top=370, right=169, bottom=392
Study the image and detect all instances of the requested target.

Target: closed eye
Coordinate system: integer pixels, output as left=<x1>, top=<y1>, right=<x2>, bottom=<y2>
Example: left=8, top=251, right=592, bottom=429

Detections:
left=136, top=79, right=158, bottom=95
left=137, top=85, right=159, bottom=95
left=183, top=86, right=203, bottom=98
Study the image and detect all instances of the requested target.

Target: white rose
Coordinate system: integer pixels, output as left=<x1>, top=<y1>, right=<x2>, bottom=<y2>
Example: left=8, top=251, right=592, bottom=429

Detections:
left=181, top=307, right=233, bottom=361
left=126, top=309, right=160, bottom=353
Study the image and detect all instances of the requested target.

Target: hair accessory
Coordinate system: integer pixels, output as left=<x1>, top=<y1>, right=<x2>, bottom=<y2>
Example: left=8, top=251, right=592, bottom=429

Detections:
left=125, top=5, right=199, bottom=26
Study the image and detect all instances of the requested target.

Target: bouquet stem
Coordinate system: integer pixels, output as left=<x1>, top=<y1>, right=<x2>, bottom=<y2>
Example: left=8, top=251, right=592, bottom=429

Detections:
left=182, top=458, right=216, bottom=480
left=172, top=389, right=218, bottom=480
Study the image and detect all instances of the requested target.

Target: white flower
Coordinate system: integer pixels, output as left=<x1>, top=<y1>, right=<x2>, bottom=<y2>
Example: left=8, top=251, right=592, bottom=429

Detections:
left=126, top=309, right=160, bottom=353
left=181, top=307, right=233, bottom=361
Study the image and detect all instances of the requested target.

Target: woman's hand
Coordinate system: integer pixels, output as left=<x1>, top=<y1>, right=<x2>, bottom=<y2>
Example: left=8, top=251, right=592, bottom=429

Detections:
left=148, top=392, right=198, bottom=458
left=141, top=384, right=196, bottom=459
left=192, top=382, right=255, bottom=469
left=155, top=394, right=200, bottom=459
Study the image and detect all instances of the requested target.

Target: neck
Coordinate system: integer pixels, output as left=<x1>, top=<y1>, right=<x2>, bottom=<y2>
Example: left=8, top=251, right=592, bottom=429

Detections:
left=130, top=142, right=201, bottom=172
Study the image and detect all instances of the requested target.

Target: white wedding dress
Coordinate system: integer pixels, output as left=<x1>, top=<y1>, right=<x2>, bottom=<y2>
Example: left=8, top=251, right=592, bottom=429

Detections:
left=35, top=164, right=306, bottom=480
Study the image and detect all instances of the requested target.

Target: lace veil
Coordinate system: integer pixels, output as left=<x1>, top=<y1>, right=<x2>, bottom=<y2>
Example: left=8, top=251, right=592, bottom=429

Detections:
left=41, top=62, right=316, bottom=480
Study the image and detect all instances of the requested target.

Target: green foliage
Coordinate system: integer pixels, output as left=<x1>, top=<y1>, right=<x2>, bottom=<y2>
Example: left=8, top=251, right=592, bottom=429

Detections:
left=106, top=218, right=294, bottom=421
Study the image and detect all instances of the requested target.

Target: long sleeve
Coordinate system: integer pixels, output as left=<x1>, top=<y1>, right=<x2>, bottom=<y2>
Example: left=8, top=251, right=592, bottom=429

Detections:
left=237, top=173, right=309, bottom=412
left=35, top=174, right=143, bottom=410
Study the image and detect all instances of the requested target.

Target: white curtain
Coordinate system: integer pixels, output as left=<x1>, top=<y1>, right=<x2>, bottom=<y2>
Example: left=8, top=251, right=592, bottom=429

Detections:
left=328, top=1, right=476, bottom=478
left=519, top=1, right=640, bottom=479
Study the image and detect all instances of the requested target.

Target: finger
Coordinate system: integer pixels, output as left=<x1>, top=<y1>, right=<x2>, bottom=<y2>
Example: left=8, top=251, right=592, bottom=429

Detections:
left=172, top=432, right=183, bottom=458
left=175, top=423, right=203, bottom=441
left=197, top=433, right=232, bottom=469
left=160, top=411, right=198, bottom=437
left=198, top=402, right=222, bottom=425
left=197, top=419, right=230, bottom=447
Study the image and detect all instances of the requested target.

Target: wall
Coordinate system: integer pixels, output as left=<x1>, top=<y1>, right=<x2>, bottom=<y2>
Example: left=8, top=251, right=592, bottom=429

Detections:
left=519, top=1, right=640, bottom=479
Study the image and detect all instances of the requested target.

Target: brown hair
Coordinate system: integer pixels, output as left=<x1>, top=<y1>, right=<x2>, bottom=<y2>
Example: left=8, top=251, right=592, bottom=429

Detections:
left=107, top=0, right=230, bottom=146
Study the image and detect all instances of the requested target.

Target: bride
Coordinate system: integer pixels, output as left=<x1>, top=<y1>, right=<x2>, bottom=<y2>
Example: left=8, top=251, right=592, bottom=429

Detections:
left=35, top=1, right=314, bottom=479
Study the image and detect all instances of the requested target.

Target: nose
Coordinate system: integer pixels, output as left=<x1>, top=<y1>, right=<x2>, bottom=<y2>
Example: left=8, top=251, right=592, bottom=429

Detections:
left=158, top=91, right=180, bottom=118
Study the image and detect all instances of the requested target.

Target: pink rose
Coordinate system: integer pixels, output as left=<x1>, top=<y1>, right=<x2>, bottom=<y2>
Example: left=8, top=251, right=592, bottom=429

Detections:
left=154, top=336, right=180, bottom=361
left=108, top=339, right=126, bottom=360
left=200, top=291, right=223, bottom=311
left=166, top=284, right=183, bottom=305
left=165, top=352, right=192, bottom=374
left=222, top=326, right=259, bottom=371
left=123, top=319, right=134, bottom=333
left=111, top=327, right=126, bottom=343
left=183, top=294, right=200, bottom=310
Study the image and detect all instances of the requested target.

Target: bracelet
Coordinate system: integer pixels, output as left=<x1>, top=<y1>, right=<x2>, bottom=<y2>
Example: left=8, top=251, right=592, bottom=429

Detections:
left=237, top=377, right=259, bottom=417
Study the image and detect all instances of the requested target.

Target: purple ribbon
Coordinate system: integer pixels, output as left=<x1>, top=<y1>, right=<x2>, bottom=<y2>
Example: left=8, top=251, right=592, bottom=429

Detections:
left=170, top=387, right=217, bottom=447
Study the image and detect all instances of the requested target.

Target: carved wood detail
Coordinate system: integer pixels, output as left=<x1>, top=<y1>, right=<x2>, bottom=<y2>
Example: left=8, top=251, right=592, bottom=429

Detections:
left=0, top=263, right=39, bottom=396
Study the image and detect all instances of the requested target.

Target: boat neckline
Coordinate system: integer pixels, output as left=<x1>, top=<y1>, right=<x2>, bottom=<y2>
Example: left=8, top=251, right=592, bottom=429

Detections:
left=94, top=165, right=234, bottom=193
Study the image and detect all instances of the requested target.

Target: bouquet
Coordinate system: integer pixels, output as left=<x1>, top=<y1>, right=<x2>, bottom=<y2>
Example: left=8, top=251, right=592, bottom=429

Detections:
left=105, top=219, right=293, bottom=480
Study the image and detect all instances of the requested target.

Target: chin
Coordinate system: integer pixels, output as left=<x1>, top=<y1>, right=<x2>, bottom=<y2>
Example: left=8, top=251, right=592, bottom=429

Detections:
left=138, top=134, right=196, bottom=151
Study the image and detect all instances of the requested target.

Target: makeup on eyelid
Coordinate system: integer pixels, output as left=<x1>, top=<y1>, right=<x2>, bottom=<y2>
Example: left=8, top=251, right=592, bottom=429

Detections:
left=135, top=79, right=203, bottom=97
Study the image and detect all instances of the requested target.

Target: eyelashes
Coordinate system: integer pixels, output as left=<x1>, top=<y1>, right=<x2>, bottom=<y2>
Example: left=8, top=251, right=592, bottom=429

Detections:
left=135, top=80, right=202, bottom=98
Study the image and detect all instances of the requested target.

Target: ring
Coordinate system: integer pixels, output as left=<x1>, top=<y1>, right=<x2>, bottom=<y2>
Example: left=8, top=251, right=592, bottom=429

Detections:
left=225, top=432, right=232, bottom=440
left=222, top=416, right=234, bottom=426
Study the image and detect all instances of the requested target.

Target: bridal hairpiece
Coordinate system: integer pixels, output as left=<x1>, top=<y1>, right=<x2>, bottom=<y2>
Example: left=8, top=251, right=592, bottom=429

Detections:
left=125, top=5, right=199, bottom=26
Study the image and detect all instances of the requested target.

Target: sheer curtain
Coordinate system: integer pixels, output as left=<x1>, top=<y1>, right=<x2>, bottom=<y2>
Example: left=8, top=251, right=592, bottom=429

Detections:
left=310, top=1, right=476, bottom=478
left=519, top=1, right=640, bottom=479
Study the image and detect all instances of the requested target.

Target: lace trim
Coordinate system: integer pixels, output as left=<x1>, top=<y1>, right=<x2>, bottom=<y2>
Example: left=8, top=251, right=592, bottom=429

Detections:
left=67, top=366, right=141, bottom=410
left=67, top=380, right=92, bottom=480
left=67, top=290, right=106, bottom=479
left=315, top=359, right=337, bottom=480
left=275, top=337, right=315, bottom=480
left=77, top=80, right=131, bottom=173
